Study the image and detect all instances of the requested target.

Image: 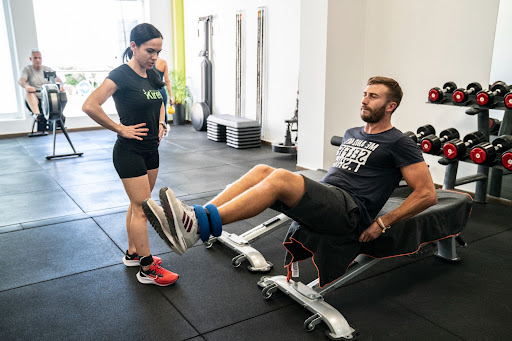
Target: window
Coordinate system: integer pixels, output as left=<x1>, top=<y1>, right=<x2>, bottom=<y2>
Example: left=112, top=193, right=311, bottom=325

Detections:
left=33, top=0, right=146, bottom=117
left=0, top=0, right=21, bottom=118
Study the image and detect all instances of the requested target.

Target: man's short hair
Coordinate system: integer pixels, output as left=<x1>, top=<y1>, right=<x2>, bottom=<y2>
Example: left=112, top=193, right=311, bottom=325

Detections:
left=367, top=76, right=403, bottom=110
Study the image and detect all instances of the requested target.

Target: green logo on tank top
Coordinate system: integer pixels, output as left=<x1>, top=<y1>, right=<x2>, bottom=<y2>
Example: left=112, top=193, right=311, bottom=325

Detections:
left=143, top=89, right=163, bottom=100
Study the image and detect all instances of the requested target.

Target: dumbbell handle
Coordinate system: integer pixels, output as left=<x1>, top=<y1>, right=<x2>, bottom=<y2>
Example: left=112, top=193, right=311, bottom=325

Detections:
left=463, top=85, right=479, bottom=93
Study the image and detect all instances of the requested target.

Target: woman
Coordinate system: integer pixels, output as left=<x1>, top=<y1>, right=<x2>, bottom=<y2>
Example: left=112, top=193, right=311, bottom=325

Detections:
left=154, top=57, right=173, bottom=124
left=82, top=23, right=178, bottom=286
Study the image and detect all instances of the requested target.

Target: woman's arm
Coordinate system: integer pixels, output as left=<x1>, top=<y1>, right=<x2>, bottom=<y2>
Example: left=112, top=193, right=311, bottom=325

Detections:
left=158, top=102, right=167, bottom=140
left=82, top=79, right=148, bottom=141
left=163, top=61, right=173, bottom=104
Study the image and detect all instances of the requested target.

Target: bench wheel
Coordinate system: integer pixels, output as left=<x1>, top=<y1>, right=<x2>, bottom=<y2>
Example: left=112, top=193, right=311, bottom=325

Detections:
left=304, top=314, right=322, bottom=332
left=231, top=254, right=246, bottom=267
left=261, top=283, right=278, bottom=299
left=204, top=237, right=216, bottom=249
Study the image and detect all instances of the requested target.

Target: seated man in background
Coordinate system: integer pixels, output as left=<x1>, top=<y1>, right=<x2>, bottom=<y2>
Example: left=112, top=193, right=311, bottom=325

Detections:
left=144, top=76, right=438, bottom=286
left=18, top=48, right=65, bottom=118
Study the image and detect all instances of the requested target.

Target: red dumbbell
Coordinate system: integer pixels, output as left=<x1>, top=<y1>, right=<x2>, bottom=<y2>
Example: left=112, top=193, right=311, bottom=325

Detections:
left=504, top=91, right=512, bottom=109
left=443, top=131, right=486, bottom=160
left=403, top=124, right=436, bottom=143
left=428, top=82, right=457, bottom=103
left=452, top=82, right=482, bottom=105
left=489, top=118, right=501, bottom=135
left=502, top=149, right=512, bottom=170
left=421, top=128, right=459, bottom=154
left=476, top=81, right=510, bottom=108
left=470, top=135, right=512, bottom=164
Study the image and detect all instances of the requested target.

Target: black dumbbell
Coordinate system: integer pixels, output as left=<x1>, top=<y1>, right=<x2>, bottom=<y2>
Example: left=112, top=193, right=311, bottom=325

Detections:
left=442, top=131, right=486, bottom=160
left=504, top=91, right=512, bottom=109
left=476, top=81, right=510, bottom=108
left=403, top=124, right=436, bottom=143
left=470, top=135, right=512, bottom=164
left=452, top=82, right=482, bottom=105
left=502, top=149, right=512, bottom=171
left=421, top=128, right=460, bottom=154
left=428, top=82, right=457, bottom=103
left=489, top=118, right=501, bottom=135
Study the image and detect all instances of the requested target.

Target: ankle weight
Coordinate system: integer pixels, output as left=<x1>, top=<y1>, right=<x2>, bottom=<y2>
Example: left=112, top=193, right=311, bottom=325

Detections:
left=193, top=205, right=210, bottom=242
left=205, top=204, right=222, bottom=237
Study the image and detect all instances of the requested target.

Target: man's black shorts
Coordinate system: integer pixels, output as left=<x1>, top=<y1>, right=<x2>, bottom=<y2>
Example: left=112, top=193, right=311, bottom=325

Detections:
left=271, top=175, right=360, bottom=235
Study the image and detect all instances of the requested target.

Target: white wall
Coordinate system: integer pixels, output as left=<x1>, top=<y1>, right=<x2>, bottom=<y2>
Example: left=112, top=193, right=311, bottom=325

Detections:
left=0, top=0, right=173, bottom=136
left=183, top=0, right=301, bottom=142
left=146, top=0, right=174, bottom=68
left=296, top=0, right=328, bottom=170
left=298, top=0, right=501, bottom=191
left=490, top=0, right=512, bottom=85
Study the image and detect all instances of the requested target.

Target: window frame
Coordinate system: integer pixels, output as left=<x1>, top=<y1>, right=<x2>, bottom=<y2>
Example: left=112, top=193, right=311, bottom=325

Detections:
left=1, top=0, right=23, bottom=120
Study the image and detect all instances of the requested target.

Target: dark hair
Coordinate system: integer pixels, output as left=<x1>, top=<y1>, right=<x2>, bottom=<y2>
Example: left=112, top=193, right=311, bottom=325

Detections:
left=122, top=23, right=164, bottom=89
left=367, top=76, right=403, bottom=112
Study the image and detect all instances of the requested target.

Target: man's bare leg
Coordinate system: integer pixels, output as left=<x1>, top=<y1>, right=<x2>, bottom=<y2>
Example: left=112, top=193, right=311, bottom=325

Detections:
left=216, top=168, right=305, bottom=225
left=208, top=164, right=275, bottom=207
left=26, top=93, right=40, bottom=115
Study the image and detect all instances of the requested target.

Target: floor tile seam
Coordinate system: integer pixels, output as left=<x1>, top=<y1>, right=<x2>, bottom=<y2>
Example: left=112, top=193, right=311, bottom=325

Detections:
left=156, top=289, right=203, bottom=338
left=58, top=177, right=124, bottom=190
left=189, top=303, right=296, bottom=338
left=464, top=227, right=512, bottom=243
left=226, top=154, right=295, bottom=165
left=20, top=215, right=90, bottom=230
left=2, top=208, right=127, bottom=230
left=0, top=263, right=121, bottom=294
left=388, top=297, right=466, bottom=340
left=339, top=255, right=435, bottom=288
left=0, top=186, right=66, bottom=199
left=156, top=161, right=234, bottom=176
left=90, top=216, right=127, bottom=255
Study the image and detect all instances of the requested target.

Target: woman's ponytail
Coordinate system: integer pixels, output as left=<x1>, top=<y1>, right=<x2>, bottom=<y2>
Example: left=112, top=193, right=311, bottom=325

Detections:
left=122, top=47, right=133, bottom=63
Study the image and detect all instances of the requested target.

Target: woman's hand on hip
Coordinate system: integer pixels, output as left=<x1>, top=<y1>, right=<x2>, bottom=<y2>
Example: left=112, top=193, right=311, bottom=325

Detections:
left=118, top=122, right=148, bottom=141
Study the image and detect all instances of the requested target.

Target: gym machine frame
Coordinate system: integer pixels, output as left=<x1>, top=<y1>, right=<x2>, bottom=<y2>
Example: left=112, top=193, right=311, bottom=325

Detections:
left=428, top=92, right=512, bottom=202
left=37, top=72, right=83, bottom=160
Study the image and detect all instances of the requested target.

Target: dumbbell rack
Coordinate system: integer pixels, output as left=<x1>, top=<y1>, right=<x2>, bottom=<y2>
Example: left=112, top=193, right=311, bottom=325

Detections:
left=428, top=95, right=512, bottom=203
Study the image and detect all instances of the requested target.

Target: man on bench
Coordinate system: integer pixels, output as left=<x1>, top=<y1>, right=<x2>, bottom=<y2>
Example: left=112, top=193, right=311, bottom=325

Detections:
left=144, top=76, right=439, bottom=284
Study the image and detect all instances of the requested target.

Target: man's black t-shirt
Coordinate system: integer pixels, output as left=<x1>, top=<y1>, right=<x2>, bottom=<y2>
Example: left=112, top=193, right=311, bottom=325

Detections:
left=107, top=64, right=163, bottom=152
left=322, top=127, right=424, bottom=233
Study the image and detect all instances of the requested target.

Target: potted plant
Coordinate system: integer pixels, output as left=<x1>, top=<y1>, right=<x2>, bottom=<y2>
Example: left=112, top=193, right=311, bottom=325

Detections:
left=169, top=70, right=191, bottom=125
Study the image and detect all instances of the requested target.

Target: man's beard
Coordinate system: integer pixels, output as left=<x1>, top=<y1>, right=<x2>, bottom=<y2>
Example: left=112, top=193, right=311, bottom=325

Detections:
left=360, top=103, right=387, bottom=123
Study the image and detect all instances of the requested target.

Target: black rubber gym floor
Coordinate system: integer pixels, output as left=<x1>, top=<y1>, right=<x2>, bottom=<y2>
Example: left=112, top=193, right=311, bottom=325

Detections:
left=0, top=125, right=511, bottom=340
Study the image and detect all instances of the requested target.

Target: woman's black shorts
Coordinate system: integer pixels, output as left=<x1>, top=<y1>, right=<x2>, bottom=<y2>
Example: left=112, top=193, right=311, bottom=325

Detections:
left=113, top=141, right=159, bottom=179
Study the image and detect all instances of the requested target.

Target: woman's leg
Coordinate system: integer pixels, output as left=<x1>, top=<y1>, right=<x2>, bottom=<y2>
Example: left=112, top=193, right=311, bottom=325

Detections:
left=126, top=203, right=137, bottom=254
left=121, top=175, right=153, bottom=264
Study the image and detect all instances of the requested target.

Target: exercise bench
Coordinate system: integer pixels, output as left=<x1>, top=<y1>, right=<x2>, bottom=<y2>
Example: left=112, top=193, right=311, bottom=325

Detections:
left=257, top=189, right=472, bottom=340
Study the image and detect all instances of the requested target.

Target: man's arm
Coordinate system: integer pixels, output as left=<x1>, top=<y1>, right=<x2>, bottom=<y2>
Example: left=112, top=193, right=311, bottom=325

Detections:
left=55, top=77, right=66, bottom=92
left=359, top=161, right=438, bottom=242
left=19, top=77, right=36, bottom=93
